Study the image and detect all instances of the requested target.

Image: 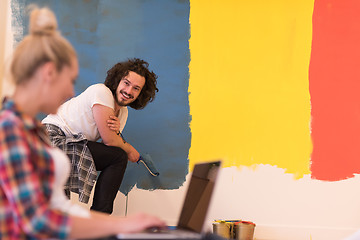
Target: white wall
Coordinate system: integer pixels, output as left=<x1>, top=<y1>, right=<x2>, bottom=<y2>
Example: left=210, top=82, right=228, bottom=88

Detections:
left=0, top=0, right=8, bottom=95
left=3, top=1, right=360, bottom=239
left=105, top=166, right=360, bottom=240
left=1, top=0, right=15, bottom=99
left=73, top=164, right=360, bottom=240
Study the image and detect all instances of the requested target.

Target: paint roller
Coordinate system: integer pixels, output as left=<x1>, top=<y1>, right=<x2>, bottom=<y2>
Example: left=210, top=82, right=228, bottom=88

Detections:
left=137, top=154, right=159, bottom=177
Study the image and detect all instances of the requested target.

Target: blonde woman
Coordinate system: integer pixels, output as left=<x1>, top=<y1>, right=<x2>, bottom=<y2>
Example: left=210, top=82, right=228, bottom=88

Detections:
left=0, top=7, right=164, bottom=239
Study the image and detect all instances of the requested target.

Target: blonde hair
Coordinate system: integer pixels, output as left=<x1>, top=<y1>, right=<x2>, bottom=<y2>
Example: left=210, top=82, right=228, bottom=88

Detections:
left=10, top=7, right=76, bottom=84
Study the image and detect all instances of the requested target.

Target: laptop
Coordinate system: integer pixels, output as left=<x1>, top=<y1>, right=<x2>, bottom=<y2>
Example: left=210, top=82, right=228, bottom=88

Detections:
left=117, top=160, right=222, bottom=239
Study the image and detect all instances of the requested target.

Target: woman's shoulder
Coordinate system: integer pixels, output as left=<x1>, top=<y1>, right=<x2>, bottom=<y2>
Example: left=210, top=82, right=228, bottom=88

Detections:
left=0, top=110, right=28, bottom=146
left=0, top=109, right=22, bottom=129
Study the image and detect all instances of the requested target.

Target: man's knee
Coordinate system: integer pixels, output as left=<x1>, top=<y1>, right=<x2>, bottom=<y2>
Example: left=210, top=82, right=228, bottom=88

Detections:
left=114, top=147, right=128, bottom=161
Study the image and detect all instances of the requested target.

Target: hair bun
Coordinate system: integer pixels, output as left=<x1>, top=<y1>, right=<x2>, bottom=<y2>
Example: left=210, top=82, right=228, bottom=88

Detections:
left=29, top=7, right=58, bottom=36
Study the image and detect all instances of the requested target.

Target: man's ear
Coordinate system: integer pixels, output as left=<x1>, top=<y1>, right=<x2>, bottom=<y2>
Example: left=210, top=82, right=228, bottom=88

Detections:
left=41, top=62, right=56, bottom=83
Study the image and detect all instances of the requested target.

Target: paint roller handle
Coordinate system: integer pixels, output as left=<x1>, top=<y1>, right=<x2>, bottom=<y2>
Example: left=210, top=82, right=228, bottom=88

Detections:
left=137, top=156, right=160, bottom=176
left=136, top=156, right=143, bottom=163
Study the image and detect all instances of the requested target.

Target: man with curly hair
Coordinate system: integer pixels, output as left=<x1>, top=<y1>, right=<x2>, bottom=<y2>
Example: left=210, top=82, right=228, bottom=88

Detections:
left=42, top=58, right=158, bottom=214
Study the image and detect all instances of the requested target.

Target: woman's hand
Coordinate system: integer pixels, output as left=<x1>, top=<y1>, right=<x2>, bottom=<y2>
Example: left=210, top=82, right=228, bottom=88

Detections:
left=70, top=212, right=166, bottom=238
left=107, top=115, right=120, bottom=134
left=117, top=213, right=166, bottom=233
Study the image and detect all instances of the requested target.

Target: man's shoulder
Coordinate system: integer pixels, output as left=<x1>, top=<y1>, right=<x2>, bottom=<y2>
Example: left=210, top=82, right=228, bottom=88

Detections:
left=86, top=83, right=111, bottom=93
left=80, top=84, right=113, bottom=100
left=81, top=84, right=115, bottom=109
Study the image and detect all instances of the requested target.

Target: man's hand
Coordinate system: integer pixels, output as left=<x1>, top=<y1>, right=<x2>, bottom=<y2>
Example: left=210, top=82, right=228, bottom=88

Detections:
left=107, top=115, right=120, bottom=133
left=93, top=105, right=140, bottom=161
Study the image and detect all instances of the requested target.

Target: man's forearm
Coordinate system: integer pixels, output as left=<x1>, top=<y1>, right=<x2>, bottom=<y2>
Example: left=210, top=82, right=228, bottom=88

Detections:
left=104, top=135, right=131, bottom=152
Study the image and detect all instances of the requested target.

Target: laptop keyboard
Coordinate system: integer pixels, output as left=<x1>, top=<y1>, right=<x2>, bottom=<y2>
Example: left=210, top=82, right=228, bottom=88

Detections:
left=143, top=227, right=201, bottom=238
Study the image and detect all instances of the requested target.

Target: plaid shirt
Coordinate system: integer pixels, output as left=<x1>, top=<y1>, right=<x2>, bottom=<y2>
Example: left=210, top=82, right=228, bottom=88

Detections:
left=0, top=99, right=71, bottom=239
left=45, top=124, right=97, bottom=203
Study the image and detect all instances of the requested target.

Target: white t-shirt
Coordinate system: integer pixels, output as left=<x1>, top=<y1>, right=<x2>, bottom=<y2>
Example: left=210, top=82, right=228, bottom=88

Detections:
left=48, top=147, right=90, bottom=218
left=42, top=84, right=128, bottom=141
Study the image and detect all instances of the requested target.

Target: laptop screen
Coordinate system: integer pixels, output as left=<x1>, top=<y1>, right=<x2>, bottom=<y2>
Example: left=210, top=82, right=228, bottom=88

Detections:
left=177, top=161, right=221, bottom=233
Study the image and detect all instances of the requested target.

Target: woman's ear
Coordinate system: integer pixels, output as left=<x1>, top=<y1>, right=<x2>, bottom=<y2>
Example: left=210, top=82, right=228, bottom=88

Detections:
left=40, top=62, right=56, bottom=83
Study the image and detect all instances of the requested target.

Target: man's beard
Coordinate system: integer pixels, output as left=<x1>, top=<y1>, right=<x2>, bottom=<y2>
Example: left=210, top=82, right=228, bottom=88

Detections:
left=116, top=90, right=134, bottom=106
